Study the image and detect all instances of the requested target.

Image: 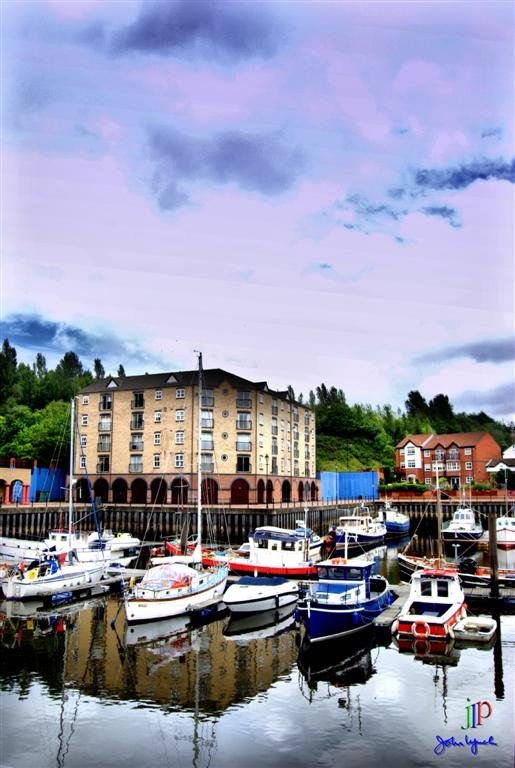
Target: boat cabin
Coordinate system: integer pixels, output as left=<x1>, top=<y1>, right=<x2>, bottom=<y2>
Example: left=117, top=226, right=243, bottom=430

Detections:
left=250, top=526, right=320, bottom=563
left=404, top=568, right=464, bottom=617
left=313, top=559, right=375, bottom=602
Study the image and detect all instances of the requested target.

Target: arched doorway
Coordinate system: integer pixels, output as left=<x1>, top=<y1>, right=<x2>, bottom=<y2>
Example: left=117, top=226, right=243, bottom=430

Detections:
left=231, top=479, right=249, bottom=505
left=76, top=478, right=92, bottom=503
left=310, top=481, right=318, bottom=501
left=112, top=478, right=128, bottom=504
left=151, top=478, right=167, bottom=504
left=298, top=481, right=304, bottom=502
left=281, top=480, right=291, bottom=503
left=201, top=478, right=218, bottom=505
left=171, top=477, right=189, bottom=504
left=93, top=478, right=109, bottom=504
left=131, top=478, right=147, bottom=504
left=266, top=479, right=274, bottom=505
left=257, top=479, right=265, bottom=504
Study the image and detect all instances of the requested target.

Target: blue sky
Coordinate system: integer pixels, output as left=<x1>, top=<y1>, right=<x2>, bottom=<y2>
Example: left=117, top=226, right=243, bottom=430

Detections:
left=1, top=1, right=514, bottom=421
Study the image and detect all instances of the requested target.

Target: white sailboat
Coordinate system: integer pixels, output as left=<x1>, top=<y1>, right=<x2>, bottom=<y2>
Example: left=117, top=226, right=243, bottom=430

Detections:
left=0, top=397, right=108, bottom=601
left=124, top=353, right=229, bottom=624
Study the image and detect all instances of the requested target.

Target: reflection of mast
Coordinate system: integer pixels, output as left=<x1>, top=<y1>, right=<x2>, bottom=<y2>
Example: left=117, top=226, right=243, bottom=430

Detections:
left=432, top=664, right=449, bottom=725
left=492, top=609, right=504, bottom=699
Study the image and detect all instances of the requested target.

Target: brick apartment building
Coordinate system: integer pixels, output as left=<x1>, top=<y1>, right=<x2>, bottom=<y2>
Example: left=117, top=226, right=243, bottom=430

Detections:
left=395, top=432, right=502, bottom=488
left=75, top=367, right=318, bottom=506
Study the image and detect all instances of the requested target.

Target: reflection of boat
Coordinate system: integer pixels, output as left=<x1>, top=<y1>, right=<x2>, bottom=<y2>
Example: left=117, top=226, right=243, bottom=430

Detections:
left=393, top=567, right=466, bottom=641
left=124, top=613, right=193, bottom=647
left=441, top=501, right=483, bottom=544
left=295, top=552, right=393, bottom=643
left=223, top=603, right=297, bottom=641
left=378, top=500, right=410, bottom=536
left=226, top=518, right=322, bottom=577
left=392, top=634, right=460, bottom=665
left=223, top=576, right=299, bottom=614
left=123, top=354, right=229, bottom=624
left=453, top=616, right=497, bottom=644
left=330, top=506, right=386, bottom=549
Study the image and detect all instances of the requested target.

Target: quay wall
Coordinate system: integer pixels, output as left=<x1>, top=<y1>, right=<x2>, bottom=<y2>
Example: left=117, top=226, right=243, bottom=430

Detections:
left=0, top=498, right=508, bottom=545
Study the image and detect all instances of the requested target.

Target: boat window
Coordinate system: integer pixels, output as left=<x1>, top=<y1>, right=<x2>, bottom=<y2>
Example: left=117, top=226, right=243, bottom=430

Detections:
left=420, top=579, right=432, bottom=596
left=282, top=541, right=295, bottom=551
left=437, top=580, right=449, bottom=597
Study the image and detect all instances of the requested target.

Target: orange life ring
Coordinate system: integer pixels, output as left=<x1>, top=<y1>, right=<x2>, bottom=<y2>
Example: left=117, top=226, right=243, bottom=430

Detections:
left=411, top=621, right=430, bottom=639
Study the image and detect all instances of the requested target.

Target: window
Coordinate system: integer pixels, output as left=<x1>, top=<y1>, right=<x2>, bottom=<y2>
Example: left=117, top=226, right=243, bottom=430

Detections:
left=236, top=434, right=251, bottom=451
left=176, top=410, right=185, bottom=422
left=258, top=455, right=264, bottom=469
left=465, top=476, right=473, bottom=484
left=154, top=432, right=161, bottom=445
left=425, top=477, right=431, bottom=484
left=80, top=456, right=87, bottom=469
left=407, top=460, right=416, bottom=468
left=465, top=461, right=472, bottom=470
left=97, top=456, right=110, bottom=473
left=400, top=448, right=405, bottom=455
left=82, top=414, right=88, bottom=426
left=99, top=416, right=111, bottom=431
left=132, top=392, right=144, bottom=408
left=131, top=413, right=144, bottom=429
left=424, top=450, right=430, bottom=457
left=98, top=436, right=111, bottom=451
left=201, top=388, right=214, bottom=407
left=258, top=413, right=264, bottom=426
left=258, top=392, right=264, bottom=403
left=258, top=434, right=264, bottom=448
left=155, top=389, right=162, bottom=400
left=424, top=464, right=431, bottom=471
left=153, top=454, right=161, bottom=469
left=406, top=447, right=415, bottom=455
left=464, top=447, right=472, bottom=455
left=80, top=436, right=87, bottom=447
left=446, top=461, right=460, bottom=471
left=201, top=410, right=214, bottom=428
left=175, top=453, right=184, bottom=468
left=129, top=455, right=143, bottom=472
left=236, top=412, right=252, bottom=429
left=100, top=394, right=112, bottom=410
left=82, top=395, right=89, bottom=405
left=175, top=430, right=184, bottom=444
left=130, top=434, right=144, bottom=451
left=154, top=410, right=162, bottom=423
left=201, top=453, right=214, bottom=471
left=236, top=389, right=251, bottom=408
left=271, top=417, right=278, bottom=436
left=176, top=388, right=185, bottom=399
left=237, top=455, right=251, bottom=472
left=201, top=432, right=214, bottom=450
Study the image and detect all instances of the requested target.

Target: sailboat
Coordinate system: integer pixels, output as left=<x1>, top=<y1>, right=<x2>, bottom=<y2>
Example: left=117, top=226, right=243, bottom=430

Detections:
left=123, top=353, right=229, bottom=624
left=0, top=398, right=108, bottom=601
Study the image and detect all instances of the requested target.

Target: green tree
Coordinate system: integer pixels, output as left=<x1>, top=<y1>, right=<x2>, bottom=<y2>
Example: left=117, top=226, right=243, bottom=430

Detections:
left=0, top=339, right=17, bottom=405
left=94, top=358, right=105, bottom=379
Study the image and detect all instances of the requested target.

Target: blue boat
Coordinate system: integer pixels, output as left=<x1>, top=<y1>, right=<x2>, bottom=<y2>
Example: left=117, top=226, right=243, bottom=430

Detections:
left=378, top=501, right=410, bottom=536
left=330, top=505, right=386, bottom=549
left=295, top=556, right=394, bottom=644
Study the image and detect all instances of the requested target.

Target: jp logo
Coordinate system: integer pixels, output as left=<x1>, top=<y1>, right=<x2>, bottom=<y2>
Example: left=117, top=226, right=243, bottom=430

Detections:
left=461, top=697, right=493, bottom=730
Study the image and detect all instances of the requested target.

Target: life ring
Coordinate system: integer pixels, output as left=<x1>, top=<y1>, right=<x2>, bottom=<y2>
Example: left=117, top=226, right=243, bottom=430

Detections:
left=411, top=621, right=430, bottom=639
left=27, top=569, right=38, bottom=581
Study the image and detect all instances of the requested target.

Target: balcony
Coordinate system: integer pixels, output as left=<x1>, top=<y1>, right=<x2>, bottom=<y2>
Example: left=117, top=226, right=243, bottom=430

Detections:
left=96, top=462, right=110, bottom=473
left=271, top=446, right=278, bottom=455
left=293, top=414, right=299, bottom=423
left=131, top=398, right=145, bottom=409
left=236, top=419, right=252, bottom=430
left=129, top=441, right=144, bottom=452
left=97, top=441, right=112, bottom=452
left=98, top=400, right=112, bottom=411
left=236, top=398, right=252, bottom=409
left=128, top=462, right=144, bottom=473
left=200, top=462, right=214, bottom=473
left=98, top=421, right=112, bottom=432
left=236, top=441, right=252, bottom=451
left=271, top=405, right=278, bottom=415
left=130, top=418, right=144, bottom=430
left=201, top=418, right=214, bottom=428
left=271, top=426, right=278, bottom=436
left=201, top=440, right=214, bottom=450
left=201, top=395, right=214, bottom=407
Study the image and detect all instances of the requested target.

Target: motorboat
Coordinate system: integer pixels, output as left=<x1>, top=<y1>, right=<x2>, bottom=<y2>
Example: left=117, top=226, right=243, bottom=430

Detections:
left=392, top=567, right=466, bottom=641
left=377, top=500, right=410, bottom=536
left=223, top=575, right=299, bottom=614
left=329, top=506, right=386, bottom=549
left=441, top=502, right=483, bottom=544
left=226, top=521, right=322, bottom=577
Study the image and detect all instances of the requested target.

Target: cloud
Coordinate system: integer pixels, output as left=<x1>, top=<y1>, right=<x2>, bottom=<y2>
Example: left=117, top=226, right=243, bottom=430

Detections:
left=412, top=157, right=515, bottom=192
left=109, top=0, right=281, bottom=61
left=415, top=338, right=515, bottom=364
left=420, top=205, right=461, bottom=227
left=148, top=126, right=304, bottom=209
left=2, top=314, right=164, bottom=369
left=454, top=382, right=515, bottom=420
left=481, top=127, right=502, bottom=140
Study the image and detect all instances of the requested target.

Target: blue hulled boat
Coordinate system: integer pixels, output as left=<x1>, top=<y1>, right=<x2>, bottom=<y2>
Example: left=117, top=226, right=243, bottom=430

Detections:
left=378, top=500, right=410, bottom=536
left=295, top=556, right=394, bottom=644
left=329, top=506, right=386, bottom=550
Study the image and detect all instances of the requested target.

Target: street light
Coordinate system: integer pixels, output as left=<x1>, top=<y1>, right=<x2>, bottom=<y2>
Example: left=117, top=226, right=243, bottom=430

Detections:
left=265, top=453, right=269, bottom=507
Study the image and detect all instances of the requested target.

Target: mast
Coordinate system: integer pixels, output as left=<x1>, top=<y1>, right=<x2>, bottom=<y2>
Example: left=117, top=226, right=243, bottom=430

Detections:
left=193, top=352, right=203, bottom=564
left=69, top=396, right=75, bottom=545
left=435, top=460, right=443, bottom=562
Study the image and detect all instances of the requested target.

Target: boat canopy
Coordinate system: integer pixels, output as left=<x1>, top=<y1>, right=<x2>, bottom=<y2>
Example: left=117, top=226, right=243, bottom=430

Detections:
left=316, top=560, right=374, bottom=580
left=252, top=526, right=315, bottom=543
left=140, top=562, right=193, bottom=587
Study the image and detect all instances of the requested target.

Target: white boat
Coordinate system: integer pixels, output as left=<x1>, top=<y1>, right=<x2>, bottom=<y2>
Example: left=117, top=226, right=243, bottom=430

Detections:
left=441, top=501, right=483, bottom=543
left=377, top=500, right=410, bottom=536
left=496, top=510, right=515, bottom=551
left=453, top=616, right=497, bottom=644
left=330, top=505, right=386, bottom=549
left=123, top=353, right=229, bottom=624
left=392, top=567, right=466, bottom=642
left=223, top=576, right=299, bottom=614
left=0, top=398, right=108, bottom=600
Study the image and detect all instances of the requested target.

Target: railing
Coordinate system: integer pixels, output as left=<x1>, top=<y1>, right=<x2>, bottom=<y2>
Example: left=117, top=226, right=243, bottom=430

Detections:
left=130, top=419, right=144, bottom=429
left=271, top=426, right=278, bottom=436
left=98, top=422, right=112, bottom=432
left=201, top=396, right=214, bottom=407
left=200, top=462, right=214, bottom=472
left=201, top=419, right=214, bottom=428
left=236, top=441, right=252, bottom=451
left=236, top=398, right=252, bottom=408
left=96, top=463, right=110, bottom=473
left=129, top=442, right=144, bottom=451
left=98, top=401, right=112, bottom=410
left=271, top=406, right=278, bottom=415
left=128, top=463, right=144, bottom=473
left=201, top=441, right=214, bottom=450
left=97, top=442, right=112, bottom=452
left=131, top=399, right=145, bottom=409
left=236, top=420, right=252, bottom=429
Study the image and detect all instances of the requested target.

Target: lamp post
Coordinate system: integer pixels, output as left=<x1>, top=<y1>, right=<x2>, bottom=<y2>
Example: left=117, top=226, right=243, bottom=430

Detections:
left=265, top=453, right=269, bottom=507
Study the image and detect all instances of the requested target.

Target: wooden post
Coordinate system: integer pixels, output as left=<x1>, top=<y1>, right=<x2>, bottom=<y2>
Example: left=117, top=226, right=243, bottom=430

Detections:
left=488, top=507, right=499, bottom=599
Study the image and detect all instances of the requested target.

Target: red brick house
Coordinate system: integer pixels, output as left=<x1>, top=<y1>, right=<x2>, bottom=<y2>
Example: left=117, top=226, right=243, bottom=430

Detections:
left=395, top=432, right=502, bottom=488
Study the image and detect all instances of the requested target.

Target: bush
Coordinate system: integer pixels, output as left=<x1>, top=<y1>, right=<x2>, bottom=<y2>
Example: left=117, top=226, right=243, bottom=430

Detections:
left=379, top=481, right=428, bottom=495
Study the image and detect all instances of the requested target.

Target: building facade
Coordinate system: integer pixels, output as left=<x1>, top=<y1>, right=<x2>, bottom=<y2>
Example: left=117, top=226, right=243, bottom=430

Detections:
left=395, top=432, right=502, bottom=488
left=76, top=368, right=318, bottom=506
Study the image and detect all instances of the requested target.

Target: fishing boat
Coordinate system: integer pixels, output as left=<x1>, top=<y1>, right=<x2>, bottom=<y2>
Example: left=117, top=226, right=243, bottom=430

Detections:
left=330, top=505, right=386, bottom=550
left=225, top=519, right=322, bottom=577
left=0, top=398, right=109, bottom=601
left=495, top=510, right=515, bottom=551
left=398, top=550, right=515, bottom=589
left=377, top=500, right=410, bottom=536
left=123, top=353, right=229, bottom=624
left=441, top=500, right=483, bottom=544
left=392, top=567, right=466, bottom=641
left=223, top=575, right=299, bottom=614
left=295, top=540, right=394, bottom=644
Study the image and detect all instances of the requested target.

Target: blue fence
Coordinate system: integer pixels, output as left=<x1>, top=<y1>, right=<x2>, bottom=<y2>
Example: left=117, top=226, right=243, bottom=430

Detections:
left=29, top=466, right=66, bottom=502
left=317, top=470, right=379, bottom=501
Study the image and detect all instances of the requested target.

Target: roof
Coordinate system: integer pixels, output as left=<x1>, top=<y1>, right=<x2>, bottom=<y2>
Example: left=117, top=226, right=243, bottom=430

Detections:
left=79, top=368, right=309, bottom=407
left=396, top=432, right=499, bottom=450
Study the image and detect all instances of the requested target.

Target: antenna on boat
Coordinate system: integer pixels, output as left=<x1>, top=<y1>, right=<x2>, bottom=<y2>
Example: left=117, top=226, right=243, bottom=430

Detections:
left=435, top=461, right=443, bottom=562
left=193, top=351, right=203, bottom=566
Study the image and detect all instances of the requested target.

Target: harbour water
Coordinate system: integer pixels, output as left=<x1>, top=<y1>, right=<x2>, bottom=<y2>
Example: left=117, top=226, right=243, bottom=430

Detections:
left=1, top=540, right=513, bottom=768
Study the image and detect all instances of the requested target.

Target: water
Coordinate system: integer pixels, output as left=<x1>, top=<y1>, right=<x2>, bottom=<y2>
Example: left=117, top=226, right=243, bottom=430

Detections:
left=1, top=541, right=513, bottom=768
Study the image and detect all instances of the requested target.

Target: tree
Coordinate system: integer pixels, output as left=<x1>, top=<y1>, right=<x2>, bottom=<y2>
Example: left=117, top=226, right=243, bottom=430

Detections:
left=94, top=358, right=105, bottom=379
left=35, top=353, right=47, bottom=378
left=405, top=390, right=429, bottom=419
left=117, top=364, right=126, bottom=378
left=0, top=339, right=17, bottom=405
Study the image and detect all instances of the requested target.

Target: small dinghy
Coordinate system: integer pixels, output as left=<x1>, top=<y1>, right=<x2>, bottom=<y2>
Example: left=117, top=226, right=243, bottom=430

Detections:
left=453, top=616, right=497, bottom=643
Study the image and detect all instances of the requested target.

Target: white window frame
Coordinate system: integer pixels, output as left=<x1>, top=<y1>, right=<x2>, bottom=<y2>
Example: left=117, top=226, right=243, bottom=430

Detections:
left=155, top=390, right=162, bottom=400
left=258, top=413, right=264, bottom=426
left=175, top=453, right=184, bottom=468
left=176, top=388, right=185, bottom=399
left=80, top=436, right=87, bottom=447
left=424, top=464, right=431, bottom=471
left=465, top=476, right=473, bottom=484
left=81, top=415, right=88, bottom=426
left=153, top=454, right=161, bottom=469
left=80, top=456, right=87, bottom=469
left=176, top=410, right=185, bottom=422
left=154, top=410, right=162, bottom=423
left=424, top=477, right=431, bottom=485
left=82, top=395, right=89, bottom=405
left=154, top=432, right=161, bottom=445
left=175, top=430, right=184, bottom=444
left=424, top=450, right=430, bottom=457
left=465, top=461, right=473, bottom=470
left=464, top=447, right=472, bottom=455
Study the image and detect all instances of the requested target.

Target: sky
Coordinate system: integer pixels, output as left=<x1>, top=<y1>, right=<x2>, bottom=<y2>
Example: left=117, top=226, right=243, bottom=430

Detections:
left=1, top=0, right=514, bottom=423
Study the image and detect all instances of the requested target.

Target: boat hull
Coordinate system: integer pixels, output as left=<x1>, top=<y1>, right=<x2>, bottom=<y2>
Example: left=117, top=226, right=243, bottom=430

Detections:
left=385, top=520, right=410, bottom=535
left=0, top=562, right=106, bottom=600
left=397, top=552, right=515, bottom=589
left=223, top=576, right=299, bottom=614
left=227, top=558, right=317, bottom=577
